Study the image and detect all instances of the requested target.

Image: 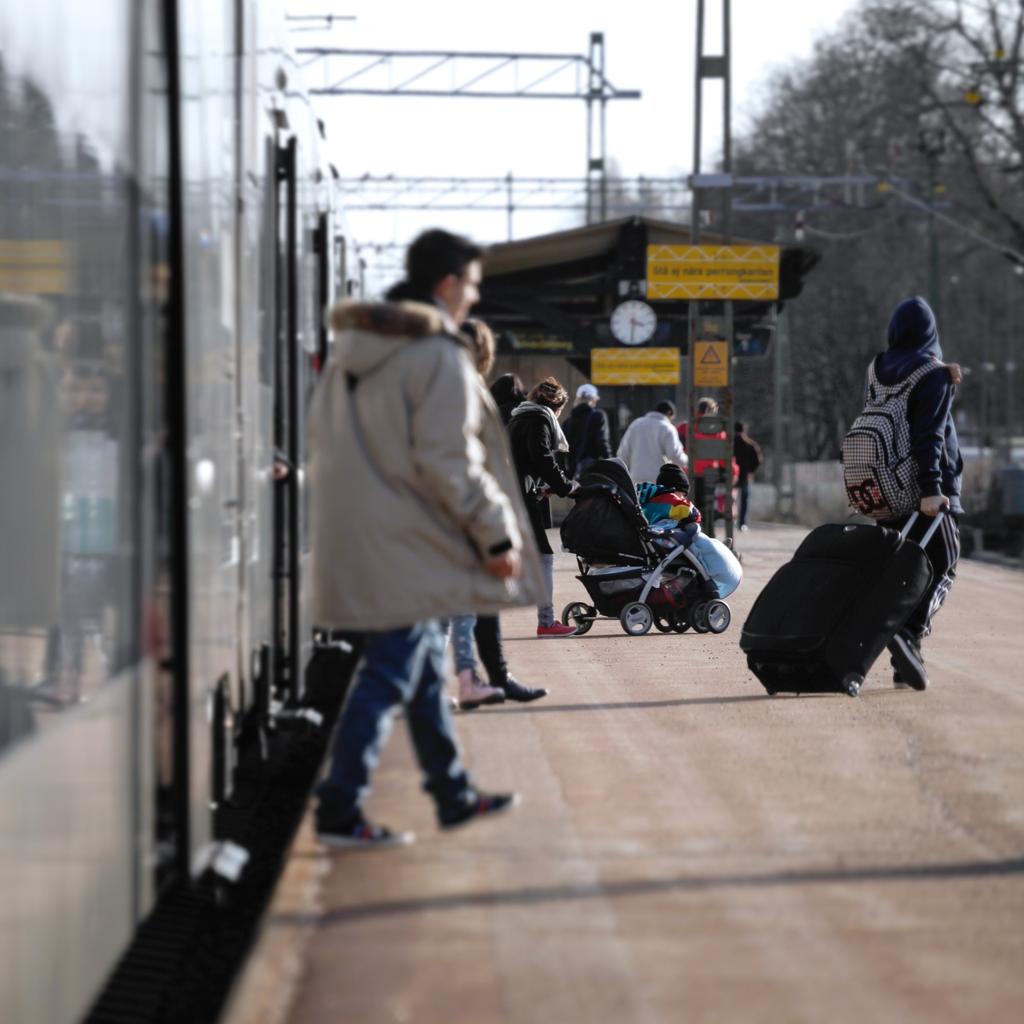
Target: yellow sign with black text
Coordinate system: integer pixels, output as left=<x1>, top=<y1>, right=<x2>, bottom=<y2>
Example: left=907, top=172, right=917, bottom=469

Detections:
left=591, top=347, right=680, bottom=386
left=646, top=244, right=780, bottom=300
left=693, top=340, right=730, bottom=387
left=0, top=239, right=70, bottom=294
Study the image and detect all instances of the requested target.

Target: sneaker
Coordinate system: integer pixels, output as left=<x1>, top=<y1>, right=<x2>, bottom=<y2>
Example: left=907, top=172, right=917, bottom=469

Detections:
left=458, top=670, right=506, bottom=711
left=889, top=633, right=928, bottom=691
left=537, top=622, right=578, bottom=638
left=438, top=791, right=521, bottom=830
left=316, top=811, right=415, bottom=849
left=500, top=676, right=549, bottom=703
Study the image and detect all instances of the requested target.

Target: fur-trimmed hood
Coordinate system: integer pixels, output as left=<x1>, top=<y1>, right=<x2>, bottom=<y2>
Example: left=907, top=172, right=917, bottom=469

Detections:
left=309, top=299, right=545, bottom=629
left=327, top=299, right=468, bottom=379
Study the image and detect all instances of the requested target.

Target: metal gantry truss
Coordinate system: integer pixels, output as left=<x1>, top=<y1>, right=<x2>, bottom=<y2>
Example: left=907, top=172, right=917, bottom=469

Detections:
left=692, top=173, right=953, bottom=213
left=336, top=175, right=691, bottom=237
left=296, top=34, right=641, bottom=224
left=335, top=172, right=952, bottom=240
left=294, top=41, right=640, bottom=100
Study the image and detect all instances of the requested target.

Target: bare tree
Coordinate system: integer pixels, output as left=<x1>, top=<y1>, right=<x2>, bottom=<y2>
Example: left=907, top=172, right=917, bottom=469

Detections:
left=724, top=0, right=1024, bottom=460
left=863, top=0, right=1024, bottom=250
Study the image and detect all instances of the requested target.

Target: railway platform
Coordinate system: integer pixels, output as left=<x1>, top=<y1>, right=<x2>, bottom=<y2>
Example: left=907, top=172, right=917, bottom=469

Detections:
left=225, top=523, right=1024, bottom=1024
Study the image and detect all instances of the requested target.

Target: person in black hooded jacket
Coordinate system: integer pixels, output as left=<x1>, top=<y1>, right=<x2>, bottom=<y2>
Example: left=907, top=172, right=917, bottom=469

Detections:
left=564, top=382, right=612, bottom=478
left=871, top=296, right=964, bottom=692
left=506, top=376, right=579, bottom=637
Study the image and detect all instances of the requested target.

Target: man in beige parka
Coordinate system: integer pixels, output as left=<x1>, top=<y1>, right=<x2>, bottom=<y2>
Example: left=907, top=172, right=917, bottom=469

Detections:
left=308, top=229, right=544, bottom=847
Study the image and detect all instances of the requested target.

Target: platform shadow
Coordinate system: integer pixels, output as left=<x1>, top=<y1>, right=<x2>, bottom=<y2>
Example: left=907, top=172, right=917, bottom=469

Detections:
left=492, top=694, right=770, bottom=714
left=503, top=632, right=703, bottom=642
left=279, top=856, right=1024, bottom=928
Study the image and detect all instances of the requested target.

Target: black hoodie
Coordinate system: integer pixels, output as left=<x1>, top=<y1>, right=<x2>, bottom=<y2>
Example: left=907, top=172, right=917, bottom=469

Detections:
left=871, top=297, right=963, bottom=512
left=564, top=402, right=611, bottom=474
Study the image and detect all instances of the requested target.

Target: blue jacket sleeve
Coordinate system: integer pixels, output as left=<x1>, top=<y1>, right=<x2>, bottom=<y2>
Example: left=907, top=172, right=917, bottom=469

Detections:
left=907, top=368, right=954, bottom=498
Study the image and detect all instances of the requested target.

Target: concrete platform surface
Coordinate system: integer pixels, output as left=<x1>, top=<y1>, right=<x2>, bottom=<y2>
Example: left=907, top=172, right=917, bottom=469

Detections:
left=224, top=524, right=1024, bottom=1024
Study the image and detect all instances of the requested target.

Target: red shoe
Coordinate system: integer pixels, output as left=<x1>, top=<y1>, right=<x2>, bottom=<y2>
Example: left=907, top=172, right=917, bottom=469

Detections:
left=536, top=622, right=578, bottom=638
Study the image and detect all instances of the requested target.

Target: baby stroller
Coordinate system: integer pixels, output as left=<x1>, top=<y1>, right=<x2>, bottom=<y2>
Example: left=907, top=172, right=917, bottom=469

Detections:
left=559, top=458, right=742, bottom=636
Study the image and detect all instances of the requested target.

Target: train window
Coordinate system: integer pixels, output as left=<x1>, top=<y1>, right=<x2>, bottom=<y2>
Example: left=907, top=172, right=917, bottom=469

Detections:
left=0, top=60, right=145, bottom=751
left=335, top=235, right=347, bottom=298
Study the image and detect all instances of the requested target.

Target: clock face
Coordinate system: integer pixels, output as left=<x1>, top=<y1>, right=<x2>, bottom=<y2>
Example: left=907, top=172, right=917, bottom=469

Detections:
left=610, top=300, right=657, bottom=346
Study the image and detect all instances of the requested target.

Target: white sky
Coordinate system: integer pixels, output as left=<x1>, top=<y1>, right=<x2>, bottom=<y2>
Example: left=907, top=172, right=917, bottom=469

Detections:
left=288, top=0, right=862, bottom=280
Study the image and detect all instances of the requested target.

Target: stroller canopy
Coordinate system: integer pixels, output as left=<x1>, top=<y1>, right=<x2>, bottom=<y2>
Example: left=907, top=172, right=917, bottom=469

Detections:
left=577, top=457, right=638, bottom=503
left=561, top=458, right=648, bottom=563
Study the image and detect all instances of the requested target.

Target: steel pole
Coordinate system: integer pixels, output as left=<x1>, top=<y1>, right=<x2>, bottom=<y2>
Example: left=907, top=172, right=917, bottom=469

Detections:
left=1008, top=266, right=1017, bottom=451
left=928, top=157, right=940, bottom=319
left=773, top=306, right=785, bottom=516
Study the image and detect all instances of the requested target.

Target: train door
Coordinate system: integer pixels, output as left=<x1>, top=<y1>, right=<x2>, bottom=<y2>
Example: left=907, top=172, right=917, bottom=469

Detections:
left=150, top=0, right=190, bottom=891
left=272, top=135, right=302, bottom=704
left=313, top=212, right=331, bottom=371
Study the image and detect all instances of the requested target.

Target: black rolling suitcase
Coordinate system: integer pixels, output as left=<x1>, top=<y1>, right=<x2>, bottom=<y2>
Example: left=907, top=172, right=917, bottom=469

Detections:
left=740, top=512, right=945, bottom=697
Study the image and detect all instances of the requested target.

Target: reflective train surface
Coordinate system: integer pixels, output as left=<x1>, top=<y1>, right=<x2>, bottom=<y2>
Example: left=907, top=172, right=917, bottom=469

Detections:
left=0, top=3, right=358, bottom=1021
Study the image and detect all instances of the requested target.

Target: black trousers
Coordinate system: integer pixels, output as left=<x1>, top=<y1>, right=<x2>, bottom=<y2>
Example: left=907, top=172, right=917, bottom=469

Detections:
left=886, top=511, right=961, bottom=641
left=474, top=615, right=509, bottom=686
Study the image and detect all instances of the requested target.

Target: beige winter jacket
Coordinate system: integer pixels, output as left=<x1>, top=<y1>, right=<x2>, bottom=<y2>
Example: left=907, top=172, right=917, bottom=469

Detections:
left=308, top=300, right=545, bottom=631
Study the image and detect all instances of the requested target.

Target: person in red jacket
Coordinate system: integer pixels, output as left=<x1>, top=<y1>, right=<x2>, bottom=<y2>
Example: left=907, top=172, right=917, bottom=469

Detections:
left=678, top=397, right=738, bottom=519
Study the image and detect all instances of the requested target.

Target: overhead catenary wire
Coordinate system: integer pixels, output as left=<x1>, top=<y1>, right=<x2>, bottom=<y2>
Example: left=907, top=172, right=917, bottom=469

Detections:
left=804, top=221, right=890, bottom=241
left=881, top=179, right=1024, bottom=266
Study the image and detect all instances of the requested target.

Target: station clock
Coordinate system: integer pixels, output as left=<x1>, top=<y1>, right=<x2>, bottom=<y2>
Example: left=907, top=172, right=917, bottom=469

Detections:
left=610, top=299, right=657, bottom=345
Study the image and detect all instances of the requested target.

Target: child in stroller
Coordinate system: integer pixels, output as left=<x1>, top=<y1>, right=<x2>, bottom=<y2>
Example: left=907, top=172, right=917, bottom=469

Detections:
left=559, top=458, right=742, bottom=636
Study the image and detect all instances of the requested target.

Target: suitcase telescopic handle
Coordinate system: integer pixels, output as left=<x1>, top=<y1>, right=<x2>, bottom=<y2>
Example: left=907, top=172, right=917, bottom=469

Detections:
left=899, top=506, right=948, bottom=547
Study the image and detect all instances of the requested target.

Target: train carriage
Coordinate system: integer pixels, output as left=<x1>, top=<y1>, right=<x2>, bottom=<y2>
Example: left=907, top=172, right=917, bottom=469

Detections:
left=0, top=3, right=354, bottom=1021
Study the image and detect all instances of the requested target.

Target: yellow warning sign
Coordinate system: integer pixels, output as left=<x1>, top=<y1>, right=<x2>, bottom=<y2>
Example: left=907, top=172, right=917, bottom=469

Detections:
left=591, top=347, right=680, bottom=386
left=646, top=244, right=780, bottom=300
left=693, top=341, right=729, bottom=387
left=0, top=239, right=71, bottom=294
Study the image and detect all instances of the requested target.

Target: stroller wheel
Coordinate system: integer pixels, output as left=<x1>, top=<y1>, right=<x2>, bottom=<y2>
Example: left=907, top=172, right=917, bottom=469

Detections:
left=561, top=601, right=595, bottom=636
left=671, top=609, right=691, bottom=633
left=619, top=602, right=654, bottom=636
left=705, top=600, right=731, bottom=634
left=691, top=602, right=711, bottom=633
left=653, top=615, right=673, bottom=633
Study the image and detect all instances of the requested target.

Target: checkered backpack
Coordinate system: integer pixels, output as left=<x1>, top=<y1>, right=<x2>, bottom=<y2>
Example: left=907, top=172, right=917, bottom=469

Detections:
left=841, top=359, right=939, bottom=520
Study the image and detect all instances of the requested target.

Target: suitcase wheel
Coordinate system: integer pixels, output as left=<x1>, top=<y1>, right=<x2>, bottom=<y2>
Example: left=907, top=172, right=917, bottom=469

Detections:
left=842, top=673, right=863, bottom=698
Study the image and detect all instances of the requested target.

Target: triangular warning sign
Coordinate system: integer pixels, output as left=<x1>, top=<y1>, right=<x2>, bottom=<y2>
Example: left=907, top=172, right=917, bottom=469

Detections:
left=700, top=345, right=723, bottom=365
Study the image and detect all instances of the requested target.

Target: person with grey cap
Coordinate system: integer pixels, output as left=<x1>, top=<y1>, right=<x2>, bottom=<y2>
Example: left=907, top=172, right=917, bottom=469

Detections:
left=564, top=381, right=611, bottom=479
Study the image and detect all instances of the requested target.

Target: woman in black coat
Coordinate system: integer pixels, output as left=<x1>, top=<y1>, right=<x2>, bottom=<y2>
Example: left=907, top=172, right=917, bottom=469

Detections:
left=505, top=377, right=578, bottom=637
left=489, top=372, right=526, bottom=425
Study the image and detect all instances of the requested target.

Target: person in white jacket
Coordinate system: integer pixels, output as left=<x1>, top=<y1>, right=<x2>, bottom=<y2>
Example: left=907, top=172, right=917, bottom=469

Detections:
left=616, top=400, right=689, bottom=484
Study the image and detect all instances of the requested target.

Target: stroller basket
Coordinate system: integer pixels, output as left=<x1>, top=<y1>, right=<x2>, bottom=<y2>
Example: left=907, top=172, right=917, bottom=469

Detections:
left=578, top=566, right=647, bottom=614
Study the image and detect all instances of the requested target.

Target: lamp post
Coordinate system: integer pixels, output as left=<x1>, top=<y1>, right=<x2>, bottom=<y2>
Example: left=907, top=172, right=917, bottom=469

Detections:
left=916, top=124, right=947, bottom=319
left=1008, top=262, right=1023, bottom=455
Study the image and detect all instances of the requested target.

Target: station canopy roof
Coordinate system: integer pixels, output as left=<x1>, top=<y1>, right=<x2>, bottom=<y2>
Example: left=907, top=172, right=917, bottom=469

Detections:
left=475, top=215, right=819, bottom=355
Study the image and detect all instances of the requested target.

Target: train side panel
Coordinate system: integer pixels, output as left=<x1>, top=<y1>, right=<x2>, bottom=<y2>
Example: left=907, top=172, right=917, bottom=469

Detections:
left=177, top=0, right=240, bottom=866
left=0, top=2, right=169, bottom=1020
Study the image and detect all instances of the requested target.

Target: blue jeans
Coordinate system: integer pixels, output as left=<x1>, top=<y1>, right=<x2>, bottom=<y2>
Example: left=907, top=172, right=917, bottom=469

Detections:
left=317, top=620, right=472, bottom=819
left=450, top=614, right=477, bottom=673
left=738, top=476, right=750, bottom=527
left=538, top=553, right=555, bottom=627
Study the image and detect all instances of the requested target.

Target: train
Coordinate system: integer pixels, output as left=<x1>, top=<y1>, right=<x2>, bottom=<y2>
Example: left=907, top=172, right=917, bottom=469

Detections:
left=0, top=3, right=359, bottom=1021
